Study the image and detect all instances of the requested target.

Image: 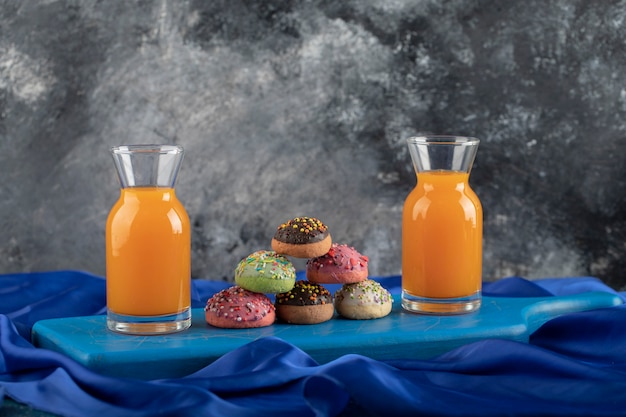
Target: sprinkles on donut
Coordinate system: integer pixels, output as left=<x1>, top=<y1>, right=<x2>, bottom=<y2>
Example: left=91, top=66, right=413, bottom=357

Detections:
left=234, top=250, right=296, bottom=294
left=271, top=216, right=332, bottom=258
left=275, top=280, right=334, bottom=324
left=306, top=243, right=369, bottom=284
left=204, top=286, right=276, bottom=329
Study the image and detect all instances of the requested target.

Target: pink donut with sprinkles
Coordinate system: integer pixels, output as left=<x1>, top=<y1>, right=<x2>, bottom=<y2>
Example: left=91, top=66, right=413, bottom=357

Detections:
left=204, top=286, right=275, bottom=329
left=306, top=243, right=369, bottom=284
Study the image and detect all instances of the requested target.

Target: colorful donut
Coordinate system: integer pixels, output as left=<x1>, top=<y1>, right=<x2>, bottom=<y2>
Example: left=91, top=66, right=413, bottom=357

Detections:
left=204, top=286, right=275, bottom=328
left=235, top=250, right=296, bottom=294
left=271, top=216, right=332, bottom=258
left=306, top=243, right=368, bottom=284
left=275, top=280, right=334, bottom=324
left=334, top=280, right=393, bottom=320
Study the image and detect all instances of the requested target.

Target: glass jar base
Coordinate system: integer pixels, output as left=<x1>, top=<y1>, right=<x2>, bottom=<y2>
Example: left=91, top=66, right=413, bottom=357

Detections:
left=401, top=291, right=481, bottom=315
left=107, top=308, right=191, bottom=335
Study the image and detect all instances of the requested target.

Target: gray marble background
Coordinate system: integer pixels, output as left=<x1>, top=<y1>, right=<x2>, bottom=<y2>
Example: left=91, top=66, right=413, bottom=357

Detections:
left=1, top=0, right=625, bottom=289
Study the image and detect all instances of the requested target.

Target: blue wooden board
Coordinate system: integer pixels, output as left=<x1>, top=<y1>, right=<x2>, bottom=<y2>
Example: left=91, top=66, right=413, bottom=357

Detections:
left=31, top=292, right=622, bottom=380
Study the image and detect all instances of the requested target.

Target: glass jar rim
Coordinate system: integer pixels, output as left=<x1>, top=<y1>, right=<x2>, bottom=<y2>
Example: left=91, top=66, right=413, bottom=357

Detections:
left=407, top=136, right=480, bottom=145
left=111, top=144, right=183, bottom=154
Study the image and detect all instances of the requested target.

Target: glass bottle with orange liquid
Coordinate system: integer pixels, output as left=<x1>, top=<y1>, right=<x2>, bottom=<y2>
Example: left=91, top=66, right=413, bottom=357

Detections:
left=106, top=145, right=191, bottom=334
left=402, top=136, right=482, bottom=314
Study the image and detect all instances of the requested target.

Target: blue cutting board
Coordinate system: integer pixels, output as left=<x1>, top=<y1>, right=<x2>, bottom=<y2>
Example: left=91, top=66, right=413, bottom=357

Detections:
left=31, top=292, right=622, bottom=380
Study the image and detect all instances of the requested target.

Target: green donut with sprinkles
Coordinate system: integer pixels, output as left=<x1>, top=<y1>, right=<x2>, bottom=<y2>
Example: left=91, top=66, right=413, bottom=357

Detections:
left=271, top=216, right=332, bottom=258
left=235, top=250, right=296, bottom=294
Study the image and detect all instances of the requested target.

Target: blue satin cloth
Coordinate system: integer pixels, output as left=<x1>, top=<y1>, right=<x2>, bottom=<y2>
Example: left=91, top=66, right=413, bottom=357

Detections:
left=1, top=271, right=626, bottom=416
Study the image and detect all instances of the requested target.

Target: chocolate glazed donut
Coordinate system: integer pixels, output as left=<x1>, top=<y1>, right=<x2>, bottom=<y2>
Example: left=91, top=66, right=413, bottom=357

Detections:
left=275, top=280, right=334, bottom=324
left=271, top=217, right=332, bottom=258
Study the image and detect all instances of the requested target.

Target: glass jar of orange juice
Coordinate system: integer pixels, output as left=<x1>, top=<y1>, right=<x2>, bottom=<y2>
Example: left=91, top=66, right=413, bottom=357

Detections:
left=106, top=145, right=191, bottom=334
left=402, top=136, right=482, bottom=314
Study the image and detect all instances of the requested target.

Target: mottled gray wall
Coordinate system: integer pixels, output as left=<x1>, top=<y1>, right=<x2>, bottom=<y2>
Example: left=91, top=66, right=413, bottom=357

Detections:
left=1, top=0, right=625, bottom=289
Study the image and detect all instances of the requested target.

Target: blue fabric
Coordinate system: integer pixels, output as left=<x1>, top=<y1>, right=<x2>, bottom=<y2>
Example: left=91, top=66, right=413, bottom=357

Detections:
left=1, top=271, right=626, bottom=416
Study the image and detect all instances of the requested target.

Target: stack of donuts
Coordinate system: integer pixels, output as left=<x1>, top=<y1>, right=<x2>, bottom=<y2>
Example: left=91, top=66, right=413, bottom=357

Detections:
left=204, top=216, right=393, bottom=328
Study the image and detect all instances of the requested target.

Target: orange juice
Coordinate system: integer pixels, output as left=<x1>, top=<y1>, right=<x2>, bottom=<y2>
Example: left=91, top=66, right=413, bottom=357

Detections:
left=402, top=170, right=482, bottom=299
left=106, top=187, right=190, bottom=316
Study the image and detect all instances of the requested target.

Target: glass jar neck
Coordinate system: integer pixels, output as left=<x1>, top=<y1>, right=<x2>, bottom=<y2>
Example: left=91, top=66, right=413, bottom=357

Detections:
left=111, top=145, right=184, bottom=188
left=407, top=136, right=479, bottom=174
